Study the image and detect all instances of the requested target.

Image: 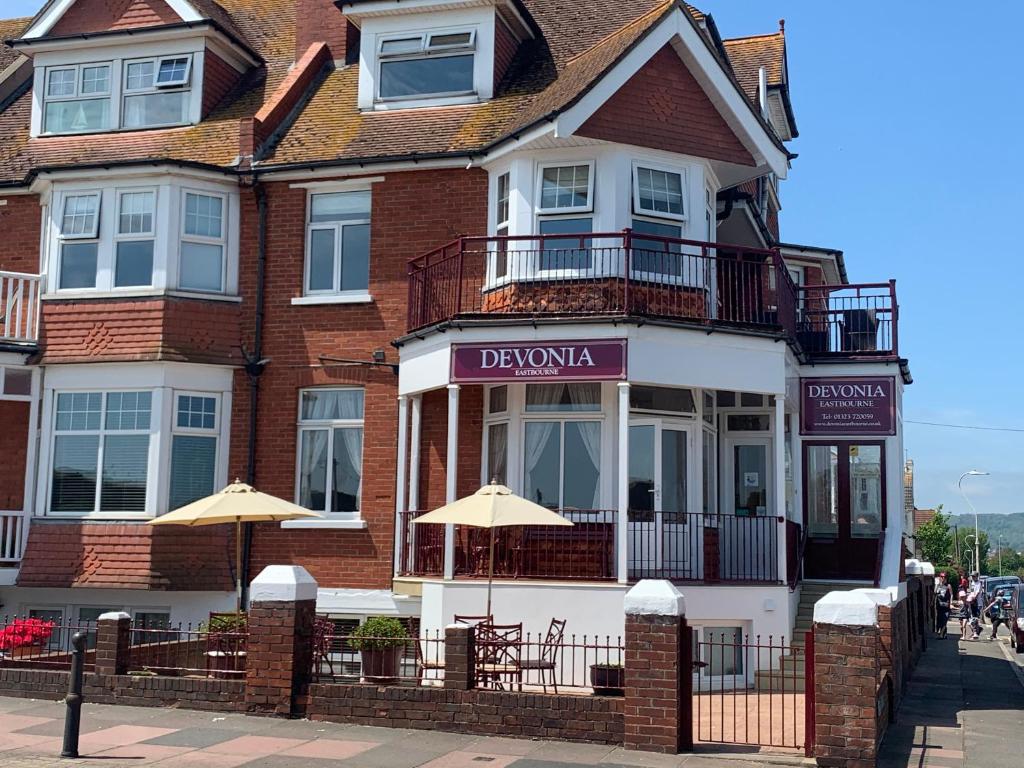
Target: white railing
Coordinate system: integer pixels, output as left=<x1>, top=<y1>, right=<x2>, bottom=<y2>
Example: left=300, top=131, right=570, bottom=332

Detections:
left=0, top=511, right=27, bottom=563
left=0, top=271, right=41, bottom=343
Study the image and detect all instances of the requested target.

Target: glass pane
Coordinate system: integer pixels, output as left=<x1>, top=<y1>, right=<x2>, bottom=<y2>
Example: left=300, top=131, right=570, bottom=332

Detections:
left=331, top=427, right=362, bottom=513
left=179, top=242, right=223, bottom=292
left=630, top=386, right=694, bottom=413
left=115, top=241, right=154, bottom=287
left=380, top=37, right=421, bottom=55
left=105, top=391, right=152, bottom=430
left=487, top=423, right=507, bottom=484
left=51, top=435, right=99, bottom=512
left=118, top=191, right=154, bottom=234
left=636, top=167, right=683, bottom=215
left=806, top=445, right=839, bottom=536
left=702, top=429, right=716, bottom=515
left=47, top=68, right=76, bottom=97
left=538, top=217, right=592, bottom=271
left=661, top=429, right=687, bottom=515
left=184, top=194, right=223, bottom=238
left=716, top=391, right=736, bottom=408
left=298, top=430, right=328, bottom=511
left=628, top=424, right=654, bottom=514
left=702, top=626, right=743, bottom=676
left=525, top=383, right=600, bottom=412
left=44, top=98, right=109, bottom=133
left=308, top=229, right=335, bottom=291
left=631, top=218, right=683, bottom=275
left=61, top=194, right=99, bottom=236
left=524, top=422, right=560, bottom=508
left=176, top=395, right=216, bottom=429
left=429, top=32, right=473, bottom=48
left=541, top=165, right=590, bottom=210
left=157, top=57, right=190, bottom=84
left=59, top=243, right=98, bottom=289
left=850, top=445, right=882, bottom=538
left=733, top=444, right=766, bottom=517
left=310, top=192, right=370, bottom=223
left=125, top=61, right=155, bottom=90
left=564, top=421, right=600, bottom=509
left=496, top=173, right=510, bottom=224
left=740, top=393, right=766, bottom=407
left=81, top=65, right=110, bottom=94
left=3, top=368, right=31, bottom=396
left=169, top=435, right=216, bottom=510
left=340, top=223, right=370, bottom=291
left=101, top=434, right=149, bottom=511
left=300, top=389, right=364, bottom=421
left=379, top=54, right=474, bottom=98
left=703, top=391, right=715, bottom=425
left=56, top=392, right=102, bottom=431
left=488, top=385, right=507, bottom=414
left=726, top=414, right=770, bottom=431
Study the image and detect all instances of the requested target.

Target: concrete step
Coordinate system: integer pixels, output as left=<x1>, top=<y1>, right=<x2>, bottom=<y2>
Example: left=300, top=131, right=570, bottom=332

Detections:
left=780, top=655, right=805, bottom=674
left=754, top=669, right=806, bottom=693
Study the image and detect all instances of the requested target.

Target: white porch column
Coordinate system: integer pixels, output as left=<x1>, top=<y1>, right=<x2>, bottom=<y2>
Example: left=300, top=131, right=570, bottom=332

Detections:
left=393, top=395, right=409, bottom=576
left=19, top=367, right=42, bottom=559
left=774, top=395, right=787, bottom=584
left=617, top=382, right=630, bottom=584
left=444, top=384, right=460, bottom=580
left=408, top=394, right=422, bottom=512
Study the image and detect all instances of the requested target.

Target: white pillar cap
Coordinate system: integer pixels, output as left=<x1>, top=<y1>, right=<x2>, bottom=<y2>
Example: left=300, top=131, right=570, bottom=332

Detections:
left=852, top=588, right=894, bottom=608
left=919, top=562, right=935, bottom=576
left=624, top=579, right=685, bottom=616
left=812, top=590, right=878, bottom=627
left=250, top=565, right=318, bottom=602
left=904, top=558, right=923, bottom=575
left=98, top=611, right=131, bottom=621
left=888, top=582, right=908, bottom=602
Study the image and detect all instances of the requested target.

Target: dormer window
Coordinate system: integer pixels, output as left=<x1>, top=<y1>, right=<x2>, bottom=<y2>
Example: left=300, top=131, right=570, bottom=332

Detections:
left=378, top=30, right=476, bottom=101
left=123, top=55, right=193, bottom=129
left=43, top=63, right=112, bottom=134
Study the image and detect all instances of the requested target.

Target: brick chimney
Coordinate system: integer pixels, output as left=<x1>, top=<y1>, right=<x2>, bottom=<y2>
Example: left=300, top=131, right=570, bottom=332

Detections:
left=294, top=0, right=353, bottom=62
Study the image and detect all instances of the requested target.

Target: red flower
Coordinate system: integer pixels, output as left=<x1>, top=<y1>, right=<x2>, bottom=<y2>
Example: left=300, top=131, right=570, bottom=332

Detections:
left=0, top=619, right=56, bottom=650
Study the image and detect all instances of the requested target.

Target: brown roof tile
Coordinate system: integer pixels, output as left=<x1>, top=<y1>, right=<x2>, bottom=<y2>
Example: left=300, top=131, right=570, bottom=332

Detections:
left=0, top=17, right=30, bottom=72
left=722, top=31, right=786, bottom=105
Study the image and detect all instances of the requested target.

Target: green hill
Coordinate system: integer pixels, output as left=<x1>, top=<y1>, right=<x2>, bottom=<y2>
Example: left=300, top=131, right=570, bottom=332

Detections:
left=951, top=512, right=1024, bottom=553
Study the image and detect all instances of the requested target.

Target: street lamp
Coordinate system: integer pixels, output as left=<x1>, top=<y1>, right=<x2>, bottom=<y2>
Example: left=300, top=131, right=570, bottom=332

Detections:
left=965, top=534, right=977, bottom=575
left=997, top=535, right=1007, bottom=576
left=959, top=470, right=989, bottom=575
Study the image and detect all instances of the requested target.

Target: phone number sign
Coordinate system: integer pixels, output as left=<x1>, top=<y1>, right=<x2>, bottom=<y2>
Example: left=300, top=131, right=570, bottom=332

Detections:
left=800, top=377, right=896, bottom=436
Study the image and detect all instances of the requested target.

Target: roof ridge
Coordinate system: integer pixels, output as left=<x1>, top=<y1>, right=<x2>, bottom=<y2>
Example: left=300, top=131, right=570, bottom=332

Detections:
left=722, top=31, right=784, bottom=44
left=565, top=0, right=675, bottom=66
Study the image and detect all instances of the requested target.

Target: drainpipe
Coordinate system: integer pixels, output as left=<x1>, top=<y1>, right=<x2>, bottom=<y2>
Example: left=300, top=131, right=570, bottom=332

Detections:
left=240, top=182, right=269, bottom=607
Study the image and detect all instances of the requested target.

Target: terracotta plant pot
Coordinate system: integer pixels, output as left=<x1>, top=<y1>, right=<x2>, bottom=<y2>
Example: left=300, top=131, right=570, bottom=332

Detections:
left=9, top=644, right=44, bottom=660
left=590, top=663, right=625, bottom=696
left=360, top=647, right=404, bottom=684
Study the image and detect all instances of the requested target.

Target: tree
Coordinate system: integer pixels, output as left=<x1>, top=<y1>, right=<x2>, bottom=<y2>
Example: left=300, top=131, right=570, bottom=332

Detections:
left=916, top=505, right=953, bottom=565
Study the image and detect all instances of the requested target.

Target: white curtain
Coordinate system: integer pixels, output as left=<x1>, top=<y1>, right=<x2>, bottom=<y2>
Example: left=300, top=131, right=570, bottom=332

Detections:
left=571, top=421, right=602, bottom=509
left=523, top=384, right=561, bottom=506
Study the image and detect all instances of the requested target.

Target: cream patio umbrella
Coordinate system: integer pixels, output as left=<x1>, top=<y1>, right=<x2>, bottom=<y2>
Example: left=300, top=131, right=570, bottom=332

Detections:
left=149, top=481, right=323, bottom=610
left=412, top=481, right=573, bottom=616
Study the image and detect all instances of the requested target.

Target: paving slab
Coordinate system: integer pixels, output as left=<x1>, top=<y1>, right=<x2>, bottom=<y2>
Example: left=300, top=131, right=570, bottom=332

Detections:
left=141, top=727, right=243, bottom=749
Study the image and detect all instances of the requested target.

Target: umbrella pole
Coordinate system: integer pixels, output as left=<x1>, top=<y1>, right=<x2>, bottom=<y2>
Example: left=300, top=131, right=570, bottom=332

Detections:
left=486, top=527, right=495, bottom=618
left=235, top=518, right=242, bottom=613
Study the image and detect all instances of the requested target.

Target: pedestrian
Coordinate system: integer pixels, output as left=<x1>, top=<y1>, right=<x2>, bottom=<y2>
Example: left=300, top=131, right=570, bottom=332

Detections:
left=986, top=588, right=1011, bottom=640
left=966, top=574, right=982, bottom=639
left=952, top=590, right=969, bottom=637
left=934, top=572, right=951, bottom=638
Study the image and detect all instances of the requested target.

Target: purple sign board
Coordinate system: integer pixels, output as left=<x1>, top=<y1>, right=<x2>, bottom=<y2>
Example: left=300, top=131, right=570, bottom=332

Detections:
left=800, top=377, right=896, bottom=436
left=450, top=340, right=627, bottom=383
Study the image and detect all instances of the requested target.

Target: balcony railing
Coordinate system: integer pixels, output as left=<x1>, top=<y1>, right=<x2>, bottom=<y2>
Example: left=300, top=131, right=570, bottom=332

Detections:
left=398, top=510, right=785, bottom=584
left=0, top=511, right=27, bottom=565
left=0, top=271, right=41, bottom=344
left=406, top=232, right=899, bottom=358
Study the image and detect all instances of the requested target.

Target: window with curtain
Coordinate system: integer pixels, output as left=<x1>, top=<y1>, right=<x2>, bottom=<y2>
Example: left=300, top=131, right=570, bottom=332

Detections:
left=169, top=393, right=219, bottom=511
left=297, top=388, right=365, bottom=517
left=42, top=63, right=111, bottom=134
left=50, top=391, right=152, bottom=515
left=180, top=192, right=226, bottom=292
left=305, top=191, right=371, bottom=295
left=122, top=55, right=192, bottom=129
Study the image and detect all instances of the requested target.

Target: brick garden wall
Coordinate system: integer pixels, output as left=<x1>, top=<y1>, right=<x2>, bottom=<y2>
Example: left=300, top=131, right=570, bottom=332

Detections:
left=307, top=683, right=624, bottom=745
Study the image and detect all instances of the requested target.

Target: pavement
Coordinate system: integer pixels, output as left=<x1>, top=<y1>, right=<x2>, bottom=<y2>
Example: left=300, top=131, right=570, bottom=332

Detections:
left=877, top=621, right=1024, bottom=768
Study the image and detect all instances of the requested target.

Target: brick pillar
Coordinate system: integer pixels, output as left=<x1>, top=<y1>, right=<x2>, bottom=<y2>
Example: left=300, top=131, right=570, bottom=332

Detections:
left=245, top=565, right=318, bottom=717
left=623, top=580, right=691, bottom=754
left=855, top=588, right=900, bottom=711
left=812, top=591, right=883, bottom=768
left=443, top=624, right=474, bottom=690
left=95, top=611, right=131, bottom=677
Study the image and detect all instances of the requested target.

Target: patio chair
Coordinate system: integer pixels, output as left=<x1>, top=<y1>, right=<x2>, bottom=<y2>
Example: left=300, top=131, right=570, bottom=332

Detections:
left=416, top=632, right=445, bottom=683
left=518, top=618, right=566, bottom=693
left=312, top=616, right=336, bottom=680
left=453, top=614, right=493, bottom=626
left=475, top=622, right=523, bottom=691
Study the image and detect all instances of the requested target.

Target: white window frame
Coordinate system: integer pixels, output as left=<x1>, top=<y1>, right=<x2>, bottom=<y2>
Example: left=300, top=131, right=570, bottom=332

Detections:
left=47, top=389, right=155, bottom=518
left=168, top=390, right=221, bottom=512
left=303, top=190, right=372, bottom=298
left=41, top=61, right=113, bottom=135
left=690, top=622, right=751, bottom=687
left=375, top=27, right=477, bottom=103
left=112, top=187, right=157, bottom=289
left=154, top=55, right=193, bottom=88
left=121, top=54, right=194, bottom=130
left=632, top=161, right=687, bottom=222
left=179, top=189, right=228, bottom=294
left=535, top=161, right=595, bottom=216
left=294, top=387, right=365, bottom=523
left=60, top=191, right=102, bottom=240
left=0, top=366, right=34, bottom=402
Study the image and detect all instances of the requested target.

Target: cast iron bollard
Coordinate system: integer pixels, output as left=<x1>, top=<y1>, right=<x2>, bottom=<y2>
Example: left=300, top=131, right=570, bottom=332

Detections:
left=61, top=631, right=86, bottom=759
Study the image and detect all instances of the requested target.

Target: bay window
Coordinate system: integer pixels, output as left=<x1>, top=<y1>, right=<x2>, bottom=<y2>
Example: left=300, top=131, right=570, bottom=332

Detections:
left=181, top=192, right=226, bottom=292
left=114, top=190, right=156, bottom=287
left=58, top=193, right=101, bottom=289
left=297, top=388, right=365, bottom=518
left=304, top=191, right=371, bottom=297
left=537, top=162, right=595, bottom=271
left=169, top=393, right=219, bottom=511
left=377, top=30, right=476, bottom=101
left=631, top=164, right=686, bottom=278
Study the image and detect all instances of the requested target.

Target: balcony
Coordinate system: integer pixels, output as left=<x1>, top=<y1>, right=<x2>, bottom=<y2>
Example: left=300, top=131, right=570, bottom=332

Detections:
left=406, top=232, right=899, bottom=359
left=0, top=271, right=41, bottom=346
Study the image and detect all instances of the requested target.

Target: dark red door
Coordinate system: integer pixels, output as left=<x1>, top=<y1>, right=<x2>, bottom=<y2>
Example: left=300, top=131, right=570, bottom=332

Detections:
left=802, top=441, right=886, bottom=582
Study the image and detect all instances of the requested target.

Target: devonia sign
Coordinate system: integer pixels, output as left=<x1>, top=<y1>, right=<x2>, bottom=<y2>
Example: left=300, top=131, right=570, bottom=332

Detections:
left=800, top=377, right=896, bottom=436
left=450, top=340, right=627, bottom=383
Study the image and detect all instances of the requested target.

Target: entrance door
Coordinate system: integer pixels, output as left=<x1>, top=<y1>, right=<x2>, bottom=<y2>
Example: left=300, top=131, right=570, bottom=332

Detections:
left=627, top=421, right=696, bottom=580
left=803, top=442, right=885, bottom=581
left=721, top=438, right=774, bottom=580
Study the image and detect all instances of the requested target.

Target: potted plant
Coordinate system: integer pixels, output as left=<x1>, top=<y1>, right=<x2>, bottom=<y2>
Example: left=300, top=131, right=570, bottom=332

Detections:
left=0, top=618, right=55, bottom=659
left=350, top=617, right=408, bottom=684
left=590, top=662, right=625, bottom=696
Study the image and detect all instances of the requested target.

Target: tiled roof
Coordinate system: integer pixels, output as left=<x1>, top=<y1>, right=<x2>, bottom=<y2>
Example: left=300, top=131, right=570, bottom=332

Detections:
left=722, top=31, right=786, bottom=105
left=913, top=508, right=937, bottom=531
left=0, top=17, right=29, bottom=72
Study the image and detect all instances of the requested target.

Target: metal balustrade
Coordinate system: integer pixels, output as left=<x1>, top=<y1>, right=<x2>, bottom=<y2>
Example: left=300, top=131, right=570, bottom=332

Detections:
left=0, top=271, right=41, bottom=344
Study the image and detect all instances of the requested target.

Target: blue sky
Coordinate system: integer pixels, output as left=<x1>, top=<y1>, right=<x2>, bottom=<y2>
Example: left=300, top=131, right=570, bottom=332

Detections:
left=6, top=1, right=1022, bottom=516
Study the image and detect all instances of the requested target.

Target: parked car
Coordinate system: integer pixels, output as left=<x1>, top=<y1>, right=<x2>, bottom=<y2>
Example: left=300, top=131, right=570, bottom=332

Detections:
left=982, top=575, right=1021, bottom=602
left=1009, top=585, right=1024, bottom=654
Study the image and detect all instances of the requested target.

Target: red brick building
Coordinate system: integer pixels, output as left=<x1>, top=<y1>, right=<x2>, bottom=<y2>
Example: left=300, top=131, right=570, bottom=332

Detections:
left=0, top=0, right=910, bottom=672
